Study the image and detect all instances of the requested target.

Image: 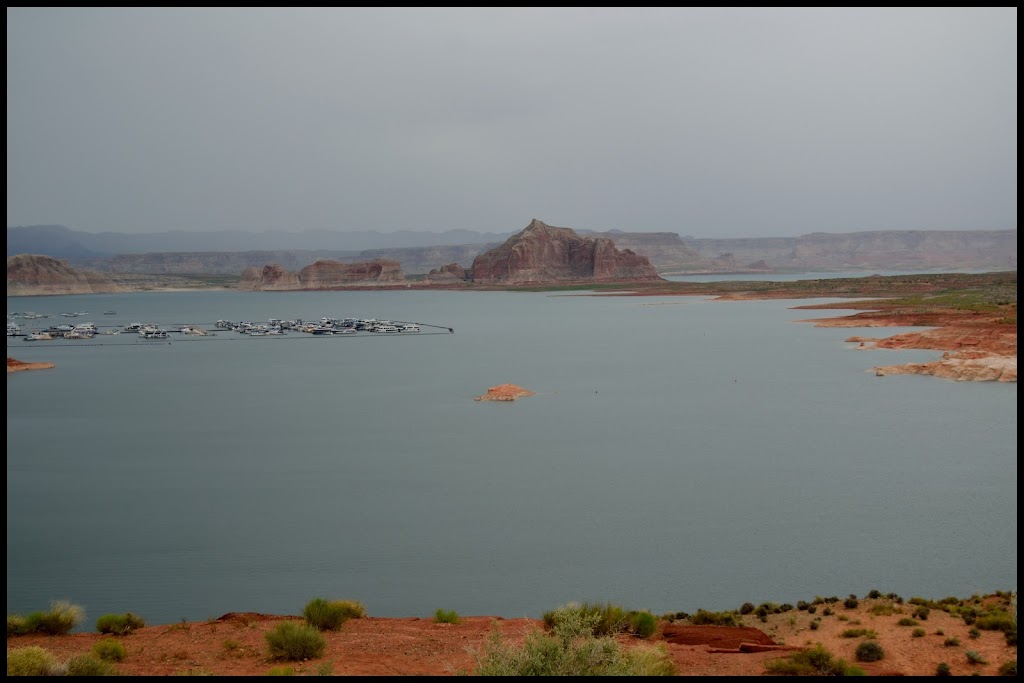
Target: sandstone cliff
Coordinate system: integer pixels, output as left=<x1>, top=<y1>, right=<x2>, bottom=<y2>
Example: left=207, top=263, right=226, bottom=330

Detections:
left=239, top=259, right=406, bottom=290
left=7, top=254, right=122, bottom=296
left=425, top=263, right=469, bottom=283
left=874, top=352, right=1017, bottom=382
left=470, top=219, right=662, bottom=284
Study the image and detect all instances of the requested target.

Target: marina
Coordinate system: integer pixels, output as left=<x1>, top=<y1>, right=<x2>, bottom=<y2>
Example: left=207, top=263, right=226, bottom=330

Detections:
left=7, top=310, right=451, bottom=347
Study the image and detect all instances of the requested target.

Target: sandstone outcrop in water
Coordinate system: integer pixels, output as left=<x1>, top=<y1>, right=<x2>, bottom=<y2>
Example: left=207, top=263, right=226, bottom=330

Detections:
left=474, top=384, right=536, bottom=401
left=470, top=219, right=662, bottom=284
left=6, top=254, right=122, bottom=295
left=239, top=259, right=406, bottom=290
left=872, top=352, right=1016, bottom=382
left=7, top=357, right=55, bottom=373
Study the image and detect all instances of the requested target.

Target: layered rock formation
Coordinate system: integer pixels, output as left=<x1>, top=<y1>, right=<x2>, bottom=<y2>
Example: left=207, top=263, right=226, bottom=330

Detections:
left=873, top=352, right=1016, bottom=382
left=425, top=263, right=469, bottom=283
left=470, top=219, right=662, bottom=284
left=239, top=259, right=406, bottom=290
left=7, top=254, right=122, bottom=295
left=474, top=384, right=536, bottom=401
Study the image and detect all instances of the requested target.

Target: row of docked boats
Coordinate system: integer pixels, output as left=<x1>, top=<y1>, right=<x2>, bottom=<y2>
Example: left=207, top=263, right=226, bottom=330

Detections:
left=214, top=317, right=420, bottom=335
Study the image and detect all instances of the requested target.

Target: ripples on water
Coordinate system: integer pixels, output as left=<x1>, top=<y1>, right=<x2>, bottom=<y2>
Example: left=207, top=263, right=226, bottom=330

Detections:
left=6, top=289, right=1017, bottom=629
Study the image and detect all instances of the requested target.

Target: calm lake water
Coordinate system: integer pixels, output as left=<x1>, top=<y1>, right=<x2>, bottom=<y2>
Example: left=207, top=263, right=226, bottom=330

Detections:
left=6, top=287, right=1017, bottom=630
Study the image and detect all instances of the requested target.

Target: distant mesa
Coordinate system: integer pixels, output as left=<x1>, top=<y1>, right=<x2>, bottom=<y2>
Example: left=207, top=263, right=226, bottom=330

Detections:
left=6, top=254, right=122, bottom=296
left=475, top=384, right=536, bottom=402
left=239, top=259, right=406, bottom=290
left=469, top=219, right=663, bottom=284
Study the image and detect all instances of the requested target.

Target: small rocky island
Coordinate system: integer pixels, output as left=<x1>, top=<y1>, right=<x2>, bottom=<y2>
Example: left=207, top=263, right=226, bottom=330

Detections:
left=475, top=384, right=536, bottom=401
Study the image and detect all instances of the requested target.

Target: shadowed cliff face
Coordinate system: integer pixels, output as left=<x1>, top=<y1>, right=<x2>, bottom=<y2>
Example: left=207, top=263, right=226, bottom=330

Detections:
left=6, top=254, right=122, bottom=295
left=469, top=219, right=662, bottom=283
left=238, top=259, right=406, bottom=290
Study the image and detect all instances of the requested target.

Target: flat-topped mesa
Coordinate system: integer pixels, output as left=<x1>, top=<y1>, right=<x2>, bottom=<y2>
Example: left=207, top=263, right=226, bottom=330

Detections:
left=469, top=219, right=663, bottom=284
left=239, top=259, right=406, bottom=290
left=6, top=254, right=122, bottom=295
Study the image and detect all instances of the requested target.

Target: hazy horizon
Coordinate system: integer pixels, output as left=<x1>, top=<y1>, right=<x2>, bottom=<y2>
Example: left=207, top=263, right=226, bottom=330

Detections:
left=7, top=8, right=1017, bottom=237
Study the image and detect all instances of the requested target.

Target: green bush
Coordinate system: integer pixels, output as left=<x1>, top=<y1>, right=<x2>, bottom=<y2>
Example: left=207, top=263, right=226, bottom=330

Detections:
left=854, top=640, right=885, bottom=662
left=302, top=598, right=351, bottom=632
left=841, top=628, right=876, bottom=638
left=943, top=637, right=960, bottom=647
left=39, top=600, right=84, bottom=635
left=96, top=612, right=146, bottom=635
left=844, top=596, right=859, bottom=609
left=912, top=628, right=926, bottom=638
left=8, top=601, right=84, bottom=636
left=965, top=650, right=987, bottom=665
left=6, top=646, right=58, bottom=676
left=739, top=602, right=755, bottom=615
left=688, top=609, right=740, bottom=627
left=976, top=612, right=1016, bottom=632
left=764, top=643, right=864, bottom=676
left=897, top=617, right=919, bottom=627
left=968, top=627, right=980, bottom=639
left=434, top=609, right=461, bottom=625
left=333, top=600, right=366, bottom=620
left=543, top=602, right=628, bottom=637
left=935, top=662, right=952, bottom=676
left=265, top=621, right=327, bottom=661
left=64, top=654, right=118, bottom=676
left=93, top=637, right=127, bottom=662
left=625, top=610, right=658, bottom=639
left=472, top=606, right=675, bottom=676
left=998, top=660, right=1017, bottom=676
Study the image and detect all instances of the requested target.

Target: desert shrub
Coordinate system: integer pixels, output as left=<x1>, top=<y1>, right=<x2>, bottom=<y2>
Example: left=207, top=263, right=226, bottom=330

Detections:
left=689, top=609, right=740, bottom=627
left=998, top=660, right=1017, bottom=676
left=897, top=617, right=919, bottom=627
left=9, top=602, right=84, bottom=636
left=912, top=628, right=926, bottom=638
left=976, top=611, right=1016, bottom=632
left=913, top=606, right=931, bottom=620
left=763, top=643, right=863, bottom=676
left=7, top=614, right=29, bottom=637
left=870, top=603, right=899, bottom=616
left=333, top=600, right=366, bottom=620
left=935, top=662, right=952, bottom=676
left=1004, top=630, right=1016, bottom=646
left=434, top=609, right=461, bottom=625
left=968, top=627, right=980, bottom=639
left=64, top=654, right=118, bottom=676
left=267, top=666, right=295, bottom=675
left=943, top=637, right=960, bottom=647
left=841, top=628, right=876, bottom=638
left=806, top=605, right=817, bottom=614
left=854, top=640, right=885, bottom=662
left=739, top=602, right=755, bottom=615
left=96, top=612, right=146, bottom=635
left=303, top=598, right=352, bottom=632
left=965, top=650, right=987, bottom=665
left=93, top=637, right=127, bottom=662
left=796, top=600, right=810, bottom=611
left=40, top=600, right=84, bottom=635
left=867, top=589, right=882, bottom=599
left=6, top=646, right=58, bottom=676
left=625, top=610, right=658, bottom=638
left=472, top=606, right=675, bottom=676
left=844, top=597, right=859, bottom=609
left=822, top=607, right=834, bottom=617
left=543, top=602, right=627, bottom=637
left=265, top=621, right=326, bottom=661
left=809, top=620, right=820, bottom=631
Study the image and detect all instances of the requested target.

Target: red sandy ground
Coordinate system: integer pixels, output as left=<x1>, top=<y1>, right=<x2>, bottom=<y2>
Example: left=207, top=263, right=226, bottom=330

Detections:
left=6, top=597, right=1016, bottom=676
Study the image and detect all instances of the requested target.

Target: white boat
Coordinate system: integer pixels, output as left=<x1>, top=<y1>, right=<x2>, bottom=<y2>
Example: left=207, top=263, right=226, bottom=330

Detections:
left=24, top=332, right=53, bottom=341
left=139, top=327, right=169, bottom=339
left=400, top=324, right=420, bottom=333
left=6, top=322, right=21, bottom=337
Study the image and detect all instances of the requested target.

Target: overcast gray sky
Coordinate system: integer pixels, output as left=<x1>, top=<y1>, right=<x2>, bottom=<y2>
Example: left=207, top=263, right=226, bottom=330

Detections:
left=6, top=7, right=1017, bottom=237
